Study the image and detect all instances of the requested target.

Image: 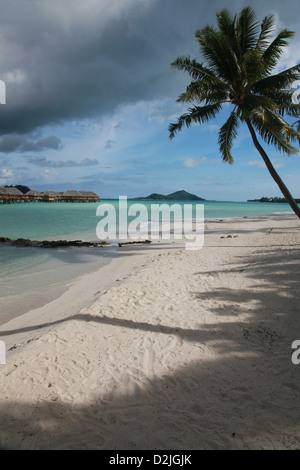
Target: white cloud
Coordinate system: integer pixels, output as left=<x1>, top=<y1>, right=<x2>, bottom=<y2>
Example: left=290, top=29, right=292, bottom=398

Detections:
left=247, top=159, right=286, bottom=170
left=181, top=157, right=207, bottom=168
left=3, top=69, right=27, bottom=85
left=247, top=160, right=265, bottom=168
left=0, top=168, right=14, bottom=185
left=273, top=160, right=287, bottom=169
left=40, top=168, right=58, bottom=180
left=147, top=100, right=186, bottom=124
left=202, top=124, right=219, bottom=133
left=1, top=168, right=13, bottom=178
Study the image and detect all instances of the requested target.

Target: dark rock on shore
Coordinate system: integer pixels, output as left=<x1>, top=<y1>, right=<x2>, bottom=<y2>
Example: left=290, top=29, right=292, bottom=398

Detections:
left=0, top=237, right=110, bottom=248
left=118, top=240, right=151, bottom=247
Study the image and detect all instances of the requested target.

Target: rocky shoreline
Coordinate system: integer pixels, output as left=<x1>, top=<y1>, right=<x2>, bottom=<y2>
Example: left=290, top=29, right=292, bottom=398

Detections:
left=0, top=237, right=110, bottom=248
left=0, top=237, right=153, bottom=248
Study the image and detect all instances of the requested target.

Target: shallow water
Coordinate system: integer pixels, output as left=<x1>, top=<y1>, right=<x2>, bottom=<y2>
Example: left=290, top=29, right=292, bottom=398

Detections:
left=0, top=243, right=116, bottom=325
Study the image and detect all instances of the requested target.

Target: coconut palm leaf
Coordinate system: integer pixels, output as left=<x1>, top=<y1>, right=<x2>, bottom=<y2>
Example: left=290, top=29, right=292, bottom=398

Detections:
left=237, top=7, right=259, bottom=53
left=169, top=103, right=222, bottom=139
left=263, top=29, right=295, bottom=72
left=250, top=107, right=300, bottom=152
left=218, top=109, right=239, bottom=163
left=256, top=15, right=276, bottom=52
left=171, top=56, right=221, bottom=83
left=216, top=9, right=237, bottom=44
left=176, top=80, right=228, bottom=104
left=195, top=26, right=241, bottom=84
left=252, top=63, right=300, bottom=93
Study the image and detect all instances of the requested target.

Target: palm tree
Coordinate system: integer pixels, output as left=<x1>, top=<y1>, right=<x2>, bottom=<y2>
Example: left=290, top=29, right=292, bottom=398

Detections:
left=169, top=7, right=300, bottom=219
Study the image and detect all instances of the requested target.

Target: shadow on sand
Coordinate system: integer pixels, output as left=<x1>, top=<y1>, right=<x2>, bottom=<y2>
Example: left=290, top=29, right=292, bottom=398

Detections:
left=0, top=245, right=299, bottom=449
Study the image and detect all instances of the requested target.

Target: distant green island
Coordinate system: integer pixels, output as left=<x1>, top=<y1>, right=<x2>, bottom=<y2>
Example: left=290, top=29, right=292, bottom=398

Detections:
left=248, top=197, right=300, bottom=203
left=133, top=190, right=205, bottom=201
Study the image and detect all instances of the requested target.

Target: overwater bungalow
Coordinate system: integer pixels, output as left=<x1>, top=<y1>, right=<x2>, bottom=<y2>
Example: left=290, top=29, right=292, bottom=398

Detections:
left=0, top=187, right=7, bottom=201
left=61, top=190, right=100, bottom=202
left=79, top=191, right=101, bottom=202
left=24, top=189, right=43, bottom=202
left=0, top=187, right=100, bottom=203
left=42, top=190, right=60, bottom=202
left=61, top=190, right=81, bottom=202
left=0, top=187, right=23, bottom=203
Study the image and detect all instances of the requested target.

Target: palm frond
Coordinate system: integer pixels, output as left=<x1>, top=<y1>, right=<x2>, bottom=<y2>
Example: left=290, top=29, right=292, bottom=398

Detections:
left=237, top=7, right=259, bottom=53
left=252, top=63, right=300, bottom=93
left=263, top=29, right=295, bottom=72
left=171, top=56, right=223, bottom=84
left=250, top=108, right=300, bottom=154
left=176, top=80, right=228, bottom=104
left=243, top=49, right=266, bottom=84
left=195, top=26, right=241, bottom=84
left=169, top=103, right=222, bottom=139
left=218, top=109, right=240, bottom=163
left=216, top=9, right=239, bottom=53
left=259, top=89, right=300, bottom=117
left=239, top=93, right=276, bottom=120
left=255, top=15, right=275, bottom=51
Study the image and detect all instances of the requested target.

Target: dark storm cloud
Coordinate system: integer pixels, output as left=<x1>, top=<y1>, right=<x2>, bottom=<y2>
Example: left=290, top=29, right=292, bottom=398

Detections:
left=0, top=0, right=299, bottom=136
left=0, top=134, right=62, bottom=153
left=27, top=156, right=98, bottom=168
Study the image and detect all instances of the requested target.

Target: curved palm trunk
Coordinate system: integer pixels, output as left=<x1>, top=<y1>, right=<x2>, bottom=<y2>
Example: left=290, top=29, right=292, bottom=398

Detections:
left=245, top=118, right=300, bottom=220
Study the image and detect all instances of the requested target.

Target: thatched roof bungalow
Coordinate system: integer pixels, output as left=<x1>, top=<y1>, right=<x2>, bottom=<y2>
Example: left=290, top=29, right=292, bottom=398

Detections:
left=24, top=189, right=43, bottom=201
left=79, top=191, right=100, bottom=202
left=60, top=190, right=100, bottom=202
left=42, top=190, right=60, bottom=202
left=0, top=187, right=23, bottom=203
left=0, top=187, right=101, bottom=203
left=43, top=190, right=60, bottom=197
left=61, top=190, right=81, bottom=202
left=0, top=186, right=8, bottom=201
left=4, top=187, right=23, bottom=196
left=0, top=187, right=8, bottom=196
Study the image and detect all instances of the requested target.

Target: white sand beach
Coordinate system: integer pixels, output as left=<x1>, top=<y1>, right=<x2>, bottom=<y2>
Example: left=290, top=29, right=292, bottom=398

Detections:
left=0, top=215, right=299, bottom=450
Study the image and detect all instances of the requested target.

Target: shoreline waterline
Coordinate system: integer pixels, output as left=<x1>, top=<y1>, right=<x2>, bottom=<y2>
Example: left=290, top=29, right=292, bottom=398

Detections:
left=0, top=243, right=117, bottom=326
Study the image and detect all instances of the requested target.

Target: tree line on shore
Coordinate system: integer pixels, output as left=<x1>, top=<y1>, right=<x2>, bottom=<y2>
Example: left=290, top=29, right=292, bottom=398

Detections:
left=4, top=185, right=30, bottom=194
left=248, top=197, right=300, bottom=203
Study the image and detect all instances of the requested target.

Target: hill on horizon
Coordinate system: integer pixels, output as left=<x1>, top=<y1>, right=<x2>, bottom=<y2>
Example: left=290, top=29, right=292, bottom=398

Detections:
left=133, top=190, right=205, bottom=201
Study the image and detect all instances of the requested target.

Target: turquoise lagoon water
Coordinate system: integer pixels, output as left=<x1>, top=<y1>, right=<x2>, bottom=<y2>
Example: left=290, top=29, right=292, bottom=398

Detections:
left=0, top=243, right=115, bottom=324
left=0, top=199, right=295, bottom=240
left=0, top=200, right=295, bottom=323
